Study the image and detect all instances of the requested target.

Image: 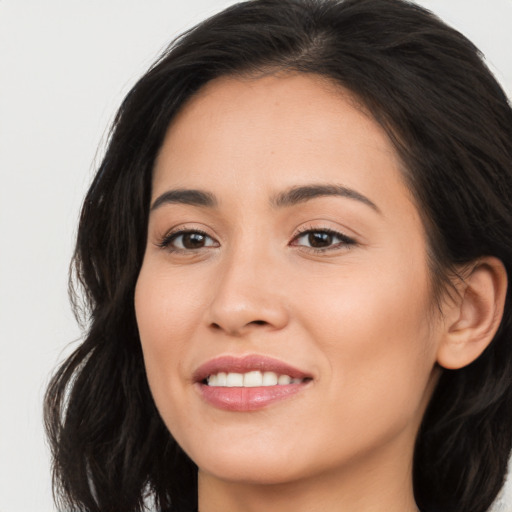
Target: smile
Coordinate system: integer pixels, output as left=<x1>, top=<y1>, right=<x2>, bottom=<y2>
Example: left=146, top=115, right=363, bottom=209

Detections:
left=206, top=371, right=305, bottom=387
left=194, top=355, right=313, bottom=411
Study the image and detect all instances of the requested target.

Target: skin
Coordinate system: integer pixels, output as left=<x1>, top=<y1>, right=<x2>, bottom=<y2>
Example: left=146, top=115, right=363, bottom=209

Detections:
left=134, top=73, right=447, bottom=512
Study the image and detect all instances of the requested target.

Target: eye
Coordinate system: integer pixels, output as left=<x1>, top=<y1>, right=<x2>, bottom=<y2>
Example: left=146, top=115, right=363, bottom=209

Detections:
left=291, top=228, right=356, bottom=251
left=159, top=230, right=219, bottom=251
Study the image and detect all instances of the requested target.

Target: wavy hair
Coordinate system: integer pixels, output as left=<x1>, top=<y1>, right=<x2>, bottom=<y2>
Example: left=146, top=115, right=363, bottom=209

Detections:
left=44, top=1, right=512, bottom=511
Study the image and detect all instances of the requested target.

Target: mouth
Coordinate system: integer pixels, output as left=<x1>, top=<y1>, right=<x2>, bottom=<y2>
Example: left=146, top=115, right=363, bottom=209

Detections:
left=193, top=355, right=313, bottom=411
left=205, top=370, right=307, bottom=387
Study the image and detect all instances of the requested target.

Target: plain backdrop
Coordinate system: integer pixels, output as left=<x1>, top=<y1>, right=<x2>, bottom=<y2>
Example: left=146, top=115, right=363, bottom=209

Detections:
left=1, top=1, right=511, bottom=511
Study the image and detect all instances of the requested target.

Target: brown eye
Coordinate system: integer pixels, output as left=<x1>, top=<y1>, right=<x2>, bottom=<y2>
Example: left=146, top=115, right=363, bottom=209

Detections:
left=164, top=230, right=218, bottom=251
left=307, top=232, right=333, bottom=248
left=292, top=229, right=356, bottom=251
left=181, top=232, right=208, bottom=249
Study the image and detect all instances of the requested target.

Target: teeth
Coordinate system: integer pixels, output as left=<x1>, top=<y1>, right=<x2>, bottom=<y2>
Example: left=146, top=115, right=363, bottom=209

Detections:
left=206, top=371, right=303, bottom=387
left=226, top=372, right=244, bottom=387
left=262, top=371, right=278, bottom=386
left=244, top=370, right=262, bottom=387
left=278, top=374, right=291, bottom=385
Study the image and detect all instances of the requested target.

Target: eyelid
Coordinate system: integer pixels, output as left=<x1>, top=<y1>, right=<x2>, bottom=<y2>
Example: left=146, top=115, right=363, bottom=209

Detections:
left=155, top=225, right=220, bottom=252
left=290, top=225, right=357, bottom=252
left=153, top=222, right=357, bottom=254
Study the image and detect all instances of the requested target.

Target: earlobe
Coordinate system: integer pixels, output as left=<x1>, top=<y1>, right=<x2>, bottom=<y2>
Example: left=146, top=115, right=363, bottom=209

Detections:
left=437, top=257, right=508, bottom=370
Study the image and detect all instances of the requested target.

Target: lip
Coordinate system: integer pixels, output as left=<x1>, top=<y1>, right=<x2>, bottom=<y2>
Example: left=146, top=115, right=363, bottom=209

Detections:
left=193, top=354, right=312, bottom=383
left=193, top=355, right=313, bottom=412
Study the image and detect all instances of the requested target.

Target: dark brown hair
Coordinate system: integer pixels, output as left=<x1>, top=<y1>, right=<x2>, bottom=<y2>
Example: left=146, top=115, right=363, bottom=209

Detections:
left=45, top=1, right=512, bottom=511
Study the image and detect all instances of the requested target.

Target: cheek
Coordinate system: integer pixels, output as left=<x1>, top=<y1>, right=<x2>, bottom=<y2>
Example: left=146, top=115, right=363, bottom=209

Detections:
left=134, top=263, right=203, bottom=410
left=293, top=251, right=437, bottom=422
left=135, top=259, right=205, bottom=344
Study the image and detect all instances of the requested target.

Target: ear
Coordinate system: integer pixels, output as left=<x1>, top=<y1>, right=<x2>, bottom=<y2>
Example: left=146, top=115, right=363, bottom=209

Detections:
left=437, top=256, right=508, bottom=370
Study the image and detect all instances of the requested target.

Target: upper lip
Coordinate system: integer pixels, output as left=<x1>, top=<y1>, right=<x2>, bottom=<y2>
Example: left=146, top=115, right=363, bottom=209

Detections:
left=193, top=355, right=312, bottom=383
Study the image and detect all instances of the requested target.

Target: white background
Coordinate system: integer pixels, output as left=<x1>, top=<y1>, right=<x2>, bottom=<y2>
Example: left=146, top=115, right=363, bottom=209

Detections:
left=1, top=1, right=511, bottom=511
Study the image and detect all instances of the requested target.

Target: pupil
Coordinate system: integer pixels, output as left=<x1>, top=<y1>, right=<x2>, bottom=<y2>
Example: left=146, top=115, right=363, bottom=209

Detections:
left=183, top=233, right=205, bottom=248
left=308, top=232, right=331, bottom=248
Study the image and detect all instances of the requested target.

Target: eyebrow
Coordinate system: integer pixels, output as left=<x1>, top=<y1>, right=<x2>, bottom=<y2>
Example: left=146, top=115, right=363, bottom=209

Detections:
left=271, top=184, right=380, bottom=213
left=151, top=189, right=217, bottom=211
left=150, top=183, right=380, bottom=213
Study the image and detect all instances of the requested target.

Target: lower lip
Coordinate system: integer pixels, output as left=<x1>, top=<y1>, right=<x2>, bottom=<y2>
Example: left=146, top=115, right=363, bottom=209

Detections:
left=197, top=382, right=308, bottom=411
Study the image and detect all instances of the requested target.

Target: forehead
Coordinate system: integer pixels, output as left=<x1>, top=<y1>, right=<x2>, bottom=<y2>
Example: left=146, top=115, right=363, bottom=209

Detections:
left=152, top=73, right=416, bottom=218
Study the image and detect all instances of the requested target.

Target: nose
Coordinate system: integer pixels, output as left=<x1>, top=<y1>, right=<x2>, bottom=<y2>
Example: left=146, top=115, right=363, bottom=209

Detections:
left=206, top=246, right=289, bottom=336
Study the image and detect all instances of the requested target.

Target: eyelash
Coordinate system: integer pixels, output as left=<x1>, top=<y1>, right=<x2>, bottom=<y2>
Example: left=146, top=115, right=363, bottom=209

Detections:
left=156, top=228, right=216, bottom=253
left=156, top=226, right=356, bottom=254
left=290, top=226, right=357, bottom=253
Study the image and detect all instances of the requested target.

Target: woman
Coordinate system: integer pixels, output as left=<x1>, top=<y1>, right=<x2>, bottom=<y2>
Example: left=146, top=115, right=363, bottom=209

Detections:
left=44, top=1, right=512, bottom=511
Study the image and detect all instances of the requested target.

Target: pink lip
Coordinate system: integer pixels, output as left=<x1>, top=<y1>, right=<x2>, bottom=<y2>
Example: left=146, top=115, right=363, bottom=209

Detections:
left=193, top=355, right=311, bottom=382
left=193, top=355, right=312, bottom=412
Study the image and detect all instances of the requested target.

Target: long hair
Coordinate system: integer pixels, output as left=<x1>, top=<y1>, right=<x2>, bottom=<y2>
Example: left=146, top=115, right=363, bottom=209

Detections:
left=44, top=1, right=512, bottom=511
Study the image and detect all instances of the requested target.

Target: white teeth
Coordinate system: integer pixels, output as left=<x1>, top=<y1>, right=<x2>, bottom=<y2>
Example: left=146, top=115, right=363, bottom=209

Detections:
left=262, top=371, right=278, bottom=386
left=226, top=372, right=244, bottom=387
left=244, top=371, right=263, bottom=387
left=206, top=371, right=303, bottom=387
left=278, top=374, right=291, bottom=385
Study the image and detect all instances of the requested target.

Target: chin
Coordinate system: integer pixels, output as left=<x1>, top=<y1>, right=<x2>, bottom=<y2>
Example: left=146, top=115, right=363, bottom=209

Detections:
left=199, top=457, right=308, bottom=486
left=184, top=435, right=314, bottom=485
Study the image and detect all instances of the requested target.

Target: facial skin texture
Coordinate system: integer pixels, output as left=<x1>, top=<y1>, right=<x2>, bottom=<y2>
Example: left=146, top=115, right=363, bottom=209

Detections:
left=135, top=74, right=445, bottom=512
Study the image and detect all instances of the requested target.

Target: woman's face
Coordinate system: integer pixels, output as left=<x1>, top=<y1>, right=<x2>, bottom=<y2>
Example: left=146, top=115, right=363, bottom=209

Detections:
left=135, top=74, right=443, bottom=487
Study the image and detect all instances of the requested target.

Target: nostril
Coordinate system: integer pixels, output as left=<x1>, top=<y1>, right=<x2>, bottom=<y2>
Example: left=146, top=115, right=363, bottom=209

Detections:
left=209, top=319, right=270, bottom=335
